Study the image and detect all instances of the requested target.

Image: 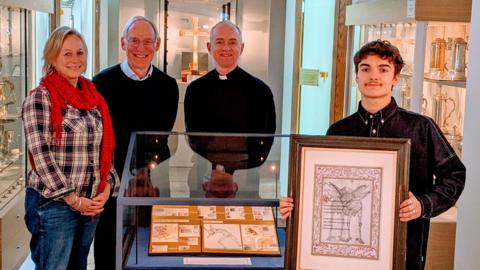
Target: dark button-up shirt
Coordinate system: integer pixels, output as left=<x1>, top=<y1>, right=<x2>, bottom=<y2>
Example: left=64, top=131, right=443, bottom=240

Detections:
left=327, top=98, right=465, bottom=270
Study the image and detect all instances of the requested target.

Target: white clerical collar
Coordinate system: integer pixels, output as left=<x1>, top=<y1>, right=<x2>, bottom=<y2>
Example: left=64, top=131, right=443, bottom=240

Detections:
left=217, top=67, right=238, bottom=80
left=120, top=60, right=153, bottom=81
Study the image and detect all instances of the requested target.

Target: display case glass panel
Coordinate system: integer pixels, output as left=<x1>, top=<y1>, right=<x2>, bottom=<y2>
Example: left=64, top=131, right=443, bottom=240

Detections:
left=0, top=6, right=28, bottom=210
left=161, top=0, right=237, bottom=80
left=0, top=4, right=50, bottom=269
left=117, top=132, right=288, bottom=269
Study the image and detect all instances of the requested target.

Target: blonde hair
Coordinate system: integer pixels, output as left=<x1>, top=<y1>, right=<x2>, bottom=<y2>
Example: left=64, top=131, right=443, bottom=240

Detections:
left=42, top=26, right=88, bottom=75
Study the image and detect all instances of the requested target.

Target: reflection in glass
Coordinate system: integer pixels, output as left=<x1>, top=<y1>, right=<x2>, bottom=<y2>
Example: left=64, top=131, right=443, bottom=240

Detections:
left=187, top=135, right=273, bottom=198
left=128, top=134, right=171, bottom=197
left=124, top=133, right=281, bottom=200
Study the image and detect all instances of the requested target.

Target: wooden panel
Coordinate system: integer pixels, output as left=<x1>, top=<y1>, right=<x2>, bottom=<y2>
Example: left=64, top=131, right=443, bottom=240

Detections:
left=330, top=0, right=351, bottom=123
left=290, top=0, right=303, bottom=133
left=416, top=0, right=472, bottom=22
left=425, top=221, right=456, bottom=270
left=346, top=0, right=472, bottom=26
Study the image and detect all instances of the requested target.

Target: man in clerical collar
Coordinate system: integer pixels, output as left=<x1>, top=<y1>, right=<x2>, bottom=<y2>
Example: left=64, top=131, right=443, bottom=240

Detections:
left=184, top=21, right=276, bottom=198
left=208, top=21, right=244, bottom=79
left=184, top=20, right=275, bottom=134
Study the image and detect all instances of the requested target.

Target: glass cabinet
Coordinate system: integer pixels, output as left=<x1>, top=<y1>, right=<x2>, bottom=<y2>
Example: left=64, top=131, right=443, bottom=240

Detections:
left=116, top=132, right=289, bottom=269
left=345, top=1, right=471, bottom=269
left=0, top=2, right=52, bottom=269
left=0, top=6, right=28, bottom=211
left=345, top=0, right=471, bottom=157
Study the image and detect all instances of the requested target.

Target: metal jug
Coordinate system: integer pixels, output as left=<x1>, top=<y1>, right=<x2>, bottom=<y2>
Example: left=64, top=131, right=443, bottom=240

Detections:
left=432, top=93, right=456, bottom=134
left=446, top=38, right=468, bottom=80
left=426, top=38, right=447, bottom=79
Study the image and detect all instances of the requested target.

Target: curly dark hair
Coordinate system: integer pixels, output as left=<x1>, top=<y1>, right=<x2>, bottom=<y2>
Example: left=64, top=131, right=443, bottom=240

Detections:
left=353, top=40, right=405, bottom=76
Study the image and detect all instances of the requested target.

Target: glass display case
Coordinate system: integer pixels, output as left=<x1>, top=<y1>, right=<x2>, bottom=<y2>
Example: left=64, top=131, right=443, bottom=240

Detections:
left=345, top=1, right=471, bottom=269
left=345, top=0, right=471, bottom=157
left=0, top=6, right=28, bottom=212
left=116, top=132, right=288, bottom=269
left=0, top=2, right=52, bottom=269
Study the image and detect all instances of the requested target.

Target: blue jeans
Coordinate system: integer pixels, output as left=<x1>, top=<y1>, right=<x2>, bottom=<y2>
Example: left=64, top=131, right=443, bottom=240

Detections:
left=24, top=188, right=99, bottom=270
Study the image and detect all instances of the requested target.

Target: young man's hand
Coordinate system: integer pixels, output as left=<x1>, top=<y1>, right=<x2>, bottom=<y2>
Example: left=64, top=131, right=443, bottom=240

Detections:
left=399, top=192, right=422, bottom=222
left=280, top=197, right=294, bottom=220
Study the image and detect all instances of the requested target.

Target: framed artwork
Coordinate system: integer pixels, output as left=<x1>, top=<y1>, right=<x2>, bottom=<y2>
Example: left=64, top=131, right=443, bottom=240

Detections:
left=285, top=136, right=410, bottom=270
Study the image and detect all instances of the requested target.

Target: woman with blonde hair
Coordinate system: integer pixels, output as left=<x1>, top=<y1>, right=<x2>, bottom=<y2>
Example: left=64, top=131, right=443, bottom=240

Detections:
left=22, top=26, right=118, bottom=269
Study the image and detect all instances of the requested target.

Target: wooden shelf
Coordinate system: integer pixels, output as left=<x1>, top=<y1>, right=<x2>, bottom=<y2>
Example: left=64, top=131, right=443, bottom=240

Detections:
left=400, top=73, right=467, bottom=88
left=424, top=77, right=467, bottom=88
left=346, top=0, right=472, bottom=26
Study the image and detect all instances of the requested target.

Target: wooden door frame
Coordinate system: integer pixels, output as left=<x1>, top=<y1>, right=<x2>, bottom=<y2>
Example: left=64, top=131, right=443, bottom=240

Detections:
left=291, top=0, right=351, bottom=133
left=330, top=0, right=351, bottom=123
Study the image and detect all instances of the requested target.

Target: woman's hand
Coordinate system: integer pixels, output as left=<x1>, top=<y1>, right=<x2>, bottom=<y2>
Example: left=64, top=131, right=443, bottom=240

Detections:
left=64, top=193, right=102, bottom=215
left=64, top=193, right=79, bottom=207
left=280, top=197, right=294, bottom=220
left=80, top=183, right=111, bottom=216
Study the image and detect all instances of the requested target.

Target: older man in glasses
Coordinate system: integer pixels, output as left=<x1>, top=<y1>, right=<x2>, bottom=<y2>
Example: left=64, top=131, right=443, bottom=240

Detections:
left=92, top=16, right=178, bottom=269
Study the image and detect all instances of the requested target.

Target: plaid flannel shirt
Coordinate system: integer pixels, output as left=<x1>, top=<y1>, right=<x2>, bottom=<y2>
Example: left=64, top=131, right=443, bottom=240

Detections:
left=22, top=85, right=119, bottom=199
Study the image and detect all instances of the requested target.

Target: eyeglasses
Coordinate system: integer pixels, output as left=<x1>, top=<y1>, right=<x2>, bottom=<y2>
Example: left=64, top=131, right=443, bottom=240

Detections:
left=127, top=38, right=156, bottom=48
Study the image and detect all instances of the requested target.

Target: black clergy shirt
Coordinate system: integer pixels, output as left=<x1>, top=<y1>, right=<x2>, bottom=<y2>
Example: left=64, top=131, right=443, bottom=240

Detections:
left=184, top=66, right=276, bottom=134
left=184, top=66, right=276, bottom=172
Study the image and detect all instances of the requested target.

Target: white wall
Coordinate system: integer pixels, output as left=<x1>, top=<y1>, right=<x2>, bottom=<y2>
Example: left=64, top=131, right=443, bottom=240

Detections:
left=98, top=0, right=119, bottom=69
left=454, top=0, right=480, bottom=269
left=237, top=0, right=270, bottom=81
left=267, top=0, right=285, bottom=136
left=118, top=0, right=145, bottom=62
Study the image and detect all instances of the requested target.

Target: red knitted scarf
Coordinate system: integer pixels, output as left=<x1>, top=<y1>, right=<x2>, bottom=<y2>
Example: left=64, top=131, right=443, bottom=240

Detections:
left=40, top=71, right=115, bottom=193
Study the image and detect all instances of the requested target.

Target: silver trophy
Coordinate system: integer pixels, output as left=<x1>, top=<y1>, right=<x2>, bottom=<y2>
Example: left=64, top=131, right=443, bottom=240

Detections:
left=0, top=78, right=15, bottom=118
left=0, top=128, right=13, bottom=165
left=400, top=80, right=411, bottom=109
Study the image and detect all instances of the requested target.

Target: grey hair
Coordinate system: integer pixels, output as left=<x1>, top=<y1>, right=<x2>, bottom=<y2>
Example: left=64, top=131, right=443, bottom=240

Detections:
left=122, top=16, right=159, bottom=40
left=42, top=26, right=88, bottom=76
left=209, top=21, right=242, bottom=43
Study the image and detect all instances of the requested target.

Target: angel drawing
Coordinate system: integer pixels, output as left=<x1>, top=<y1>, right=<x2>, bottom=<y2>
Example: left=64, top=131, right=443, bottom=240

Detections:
left=322, top=181, right=371, bottom=244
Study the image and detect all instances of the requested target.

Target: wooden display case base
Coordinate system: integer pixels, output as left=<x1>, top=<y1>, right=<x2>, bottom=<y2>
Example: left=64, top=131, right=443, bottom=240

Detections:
left=425, top=221, right=456, bottom=270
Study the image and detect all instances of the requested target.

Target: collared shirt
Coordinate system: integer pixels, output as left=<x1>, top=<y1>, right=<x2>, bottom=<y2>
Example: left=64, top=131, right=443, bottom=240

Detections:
left=328, top=98, right=465, bottom=218
left=327, top=98, right=465, bottom=270
left=22, top=85, right=119, bottom=199
left=120, top=60, right=153, bottom=81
